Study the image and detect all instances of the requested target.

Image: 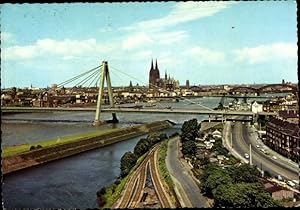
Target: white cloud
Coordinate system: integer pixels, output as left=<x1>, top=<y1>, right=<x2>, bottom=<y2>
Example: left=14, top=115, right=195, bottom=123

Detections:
left=122, top=32, right=153, bottom=50
left=157, top=31, right=188, bottom=45
left=122, top=2, right=235, bottom=32
left=183, top=47, right=225, bottom=64
left=234, top=43, right=297, bottom=64
left=1, top=32, right=16, bottom=44
left=2, top=38, right=105, bottom=61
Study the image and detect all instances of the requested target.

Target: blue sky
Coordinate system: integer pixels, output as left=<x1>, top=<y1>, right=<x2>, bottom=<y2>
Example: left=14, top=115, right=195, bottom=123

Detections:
left=1, top=2, right=297, bottom=88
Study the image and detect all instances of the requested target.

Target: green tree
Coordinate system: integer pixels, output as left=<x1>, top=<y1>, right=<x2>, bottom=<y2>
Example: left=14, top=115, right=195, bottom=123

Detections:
left=158, top=133, right=168, bottom=141
left=213, top=182, right=281, bottom=208
left=263, top=170, right=272, bottom=179
left=229, top=164, right=260, bottom=183
left=201, top=169, right=233, bottom=197
left=147, top=133, right=161, bottom=145
left=182, top=140, right=197, bottom=156
left=120, top=151, right=137, bottom=178
left=211, top=139, right=228, bottom=156
left=181, top=118, right=200, bottom=142
left=134, top=138, right=150, bottom=157
left=200, top=163, right=219, bottom=184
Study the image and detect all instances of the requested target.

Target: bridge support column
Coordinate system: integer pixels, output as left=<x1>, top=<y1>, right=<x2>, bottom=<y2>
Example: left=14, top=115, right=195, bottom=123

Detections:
left=94, top=61, right=118, bottom=126
left=208, top=115, right=211, bottom=123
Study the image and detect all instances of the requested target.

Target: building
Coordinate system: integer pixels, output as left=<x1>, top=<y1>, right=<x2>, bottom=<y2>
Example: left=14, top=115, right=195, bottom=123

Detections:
left=265, top=116, right=299, bottom=162
left=251, top=101, right=263, bottom=113
left=186, top=80, right=190, bottom=89
left=148, top=59, right=179, bottom=90
left=263, top=180, right=295, bottom=201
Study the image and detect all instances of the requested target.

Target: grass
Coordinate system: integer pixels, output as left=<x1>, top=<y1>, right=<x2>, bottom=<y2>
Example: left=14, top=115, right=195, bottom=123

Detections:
left=102, top=152, right=148, bottom=209
left=157, top=139, right=177, bottom=207
left=2, top=127, right=126, bottom=158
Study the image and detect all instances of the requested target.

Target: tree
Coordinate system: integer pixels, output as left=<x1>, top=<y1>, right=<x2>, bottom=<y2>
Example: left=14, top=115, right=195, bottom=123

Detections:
left=213, top=182, right=281, bottom=208
left=201, top=169, right=233, bottom=197
left=263, top=170, right=272, bottom=179
left=147, top=133, right=161, bottom=145
left=182, top=140, right=197, bottom=156
left=96, top=187, right=107, bottom=207
left=229, top=164, right=260, bottom=183
left=180, top=119, right=200, bottom=142
left=134, top=138, right=150, bottom=157
left=200, top=163, right=219, bottom=184
left=211, top=139, right=228, bottom=156
left=158, top=133, right=168, bottom=141
left=120, top=151, right=137, bottom=178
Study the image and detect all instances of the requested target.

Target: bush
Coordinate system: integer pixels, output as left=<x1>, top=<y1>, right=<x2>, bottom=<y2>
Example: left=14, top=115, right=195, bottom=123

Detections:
left=36, top=145, right=43, bottom=149
left=169, top=132, right=179, bottom=138
left=97, top=187, right=106, bottom=197
left=29, top=146, right=36, bottom=150
left=134, top=138, right=150, bottom=157
left=114, top=179, right=121, bottom=185
left=120, top=151, right=137, bottom=178
left=158, top=133, right=168, bottom=141
left=211, top=139, right=228, bottom=156
left=182, top=140, right=197, bottom=156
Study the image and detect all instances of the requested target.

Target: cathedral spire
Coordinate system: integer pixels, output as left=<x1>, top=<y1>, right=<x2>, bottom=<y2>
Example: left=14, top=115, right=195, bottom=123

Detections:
left=165, top=70, right=167, bottom=80
left=155, top=59, right=158, bottom=70
left=151, top=59, right=154, bottom=70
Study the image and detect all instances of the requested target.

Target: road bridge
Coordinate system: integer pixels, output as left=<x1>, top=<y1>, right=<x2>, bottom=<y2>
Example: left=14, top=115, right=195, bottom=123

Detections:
left=1, top=106, right=276, bottom=117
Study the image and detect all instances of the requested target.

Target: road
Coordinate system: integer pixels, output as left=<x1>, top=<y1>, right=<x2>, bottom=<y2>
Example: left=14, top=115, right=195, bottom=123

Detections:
left=166, top=137, right=209, bottom=208
left=2, top=106, right=276, bottom=117
left=231, top=122, right=298, bottom=181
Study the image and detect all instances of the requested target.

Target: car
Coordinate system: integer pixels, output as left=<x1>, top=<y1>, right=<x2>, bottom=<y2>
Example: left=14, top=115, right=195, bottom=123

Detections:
left=256, top=144, right=260, bottom=148
left=287, top=180, right=296, bottom=187
left=244, top=153, right=249, bottom=159
left=276, top=175, right=283, bottom=181
left=272, top=156, right=277, bottom=160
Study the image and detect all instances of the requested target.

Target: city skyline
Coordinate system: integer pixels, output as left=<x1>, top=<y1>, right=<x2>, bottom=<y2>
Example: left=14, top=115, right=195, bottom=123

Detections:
left=1, top=2, right=297, bottom=88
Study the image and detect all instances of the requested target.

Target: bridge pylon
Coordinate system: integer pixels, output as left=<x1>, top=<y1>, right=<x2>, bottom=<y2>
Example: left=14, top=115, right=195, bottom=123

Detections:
left=93, top=61, right=118, bottom=126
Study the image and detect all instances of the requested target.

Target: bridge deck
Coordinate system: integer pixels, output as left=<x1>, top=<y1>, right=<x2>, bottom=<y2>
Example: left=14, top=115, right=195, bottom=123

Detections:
left=1, top=107, right=276, bottom=116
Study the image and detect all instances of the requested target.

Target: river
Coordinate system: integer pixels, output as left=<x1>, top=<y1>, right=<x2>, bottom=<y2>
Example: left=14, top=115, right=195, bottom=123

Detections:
left=1, top=94, right=285, bottom=208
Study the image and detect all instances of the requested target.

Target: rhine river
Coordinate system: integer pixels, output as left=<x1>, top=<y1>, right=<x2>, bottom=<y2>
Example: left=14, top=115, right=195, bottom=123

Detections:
left=1, top=95, right=284, bottom=208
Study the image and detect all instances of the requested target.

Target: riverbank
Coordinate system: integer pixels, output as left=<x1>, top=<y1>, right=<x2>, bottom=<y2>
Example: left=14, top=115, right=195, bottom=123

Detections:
left=2, top=120, right=174, bottom=175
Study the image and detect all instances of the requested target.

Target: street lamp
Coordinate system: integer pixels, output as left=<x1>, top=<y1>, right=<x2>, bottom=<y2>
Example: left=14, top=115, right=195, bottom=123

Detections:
left=249, top=144, right=253, bottom=165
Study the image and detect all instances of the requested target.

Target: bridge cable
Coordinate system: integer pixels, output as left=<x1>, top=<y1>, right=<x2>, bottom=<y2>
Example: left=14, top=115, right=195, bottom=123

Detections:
left=61, top=67, right=100, bottom=88
left=57, top=65, right=101, bottom=87
left=58, top=67, right=100, bottom=88
left=74, top=69, right=100, bottom=87
left=110, top=65, right=214, bottom=111
left=87, top=71, right=102, bottom=88
left=60, top=66, right=100, bottom=87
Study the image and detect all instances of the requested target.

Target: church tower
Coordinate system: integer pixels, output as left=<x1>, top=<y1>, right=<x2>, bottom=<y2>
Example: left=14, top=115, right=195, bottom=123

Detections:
left=149, top=59, right=161, bottom=88
left=154, top=59, right=160, bottom=79
left=149, top=59, right=155, bottom=87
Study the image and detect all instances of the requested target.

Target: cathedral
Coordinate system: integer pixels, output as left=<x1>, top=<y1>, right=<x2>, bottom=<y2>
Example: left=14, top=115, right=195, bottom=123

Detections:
left=148, top=59, right=179, bottom=90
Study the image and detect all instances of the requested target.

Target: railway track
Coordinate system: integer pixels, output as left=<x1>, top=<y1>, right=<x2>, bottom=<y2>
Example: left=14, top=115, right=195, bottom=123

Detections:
left=115, top=144, right=171, bottom=208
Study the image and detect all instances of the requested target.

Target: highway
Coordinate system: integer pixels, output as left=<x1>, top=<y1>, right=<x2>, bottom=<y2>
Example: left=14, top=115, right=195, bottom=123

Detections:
left=166, top=137, right=209, bottom=208
left=231, top=122, right=298, bottom=181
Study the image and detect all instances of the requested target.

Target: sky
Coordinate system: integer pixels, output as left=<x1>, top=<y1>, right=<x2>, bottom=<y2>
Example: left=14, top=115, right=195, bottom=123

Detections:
left=1, top=2, right=298, bottom=88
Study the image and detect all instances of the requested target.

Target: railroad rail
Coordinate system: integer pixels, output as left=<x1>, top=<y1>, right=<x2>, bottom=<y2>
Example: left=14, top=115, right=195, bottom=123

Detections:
left=114, top=144, right=171, bottom=208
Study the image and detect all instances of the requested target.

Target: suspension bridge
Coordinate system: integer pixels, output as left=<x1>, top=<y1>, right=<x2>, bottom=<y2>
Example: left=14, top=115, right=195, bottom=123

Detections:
left=2, top=61, right=277, bottom=124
